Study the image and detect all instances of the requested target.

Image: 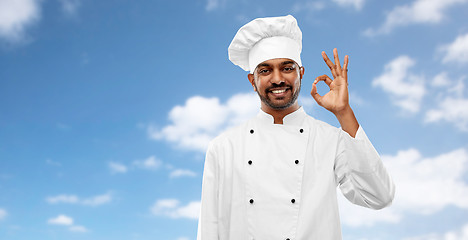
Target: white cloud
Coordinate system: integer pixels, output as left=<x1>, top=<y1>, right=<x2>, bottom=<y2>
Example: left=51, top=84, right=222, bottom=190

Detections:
left=332, top=0, right=365, bottom=11
left=169, top=169, right=197, bottom=178
left=404, top=223, right=468, bottom=240
left=58, top=0, right=81, bottom=16
left=440, top=33, right=468, bottom=65
left=385, top=148, right=468, bottom=214
left=431, top=72, right=452, bottom=87
left=0, top=208, right=7, bottom=220
left=425, top=96, right=468, bottom=131
left=48, top=214, right=73, bottom=225
left=47, top=214, right=89, bottom=233
left=177, top=237, right=190, bottom=240
left=149, top=92, right=259, bottom=152
left=447, top=77, right=465, bottom=98
left=339, top=148, right=468, bottom=227
left=425, top=74, right=468, bottom=131
left=133, top=155, right=162, bottom=170
left=372, top=56, right=426, bottom=113
left=46, top=192, right=112, bottom=206
left=69, top=225, right=88, bottom=233
left=0, top=0, right=41, bottom=43
left=364, top=0, right=468, bottom=36
left=150, top=199, right=200, bottom=220
left=174, top=201, right=201, bottom=219
left=375, top=60, right=467, bottom=131
left=109, top=156, right=168, bottom=173
left=153, top=199, right=178, bottom=209
left=81, top=192, right=112, bottom=206
left=108, top=161, right=128, bottom=174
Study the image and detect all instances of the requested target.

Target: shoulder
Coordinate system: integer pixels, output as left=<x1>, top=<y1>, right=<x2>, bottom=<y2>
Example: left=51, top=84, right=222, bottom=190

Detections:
left=304, top=114, right=340, bottom=133
left=303, top=114, right=343, bottom=144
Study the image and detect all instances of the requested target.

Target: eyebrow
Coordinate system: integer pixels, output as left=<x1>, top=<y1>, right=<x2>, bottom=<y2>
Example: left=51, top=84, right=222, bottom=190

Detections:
left=257, top=60, right=296, bottom=68
left=257, top=63, right=271, bottom=68
left=281, top=60, right=296, bottom=66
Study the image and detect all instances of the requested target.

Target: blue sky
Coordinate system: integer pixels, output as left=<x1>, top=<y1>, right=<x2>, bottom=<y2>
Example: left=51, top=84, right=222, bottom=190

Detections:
left=1, top=0, right=468, bottom=239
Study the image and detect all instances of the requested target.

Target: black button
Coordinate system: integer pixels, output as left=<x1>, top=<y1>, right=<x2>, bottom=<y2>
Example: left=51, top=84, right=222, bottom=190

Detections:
left=248, top=160, right=252, bottom=165
left=291, top=199, right=296, bottom=203
left=295, top=160, right=299, bottom=164
left=286, top=238, right=290, bottom=240
left=299, top=129, right=304, bottom=133
left=249, top=199, right=254, bottom=204
left=250, top=129, right=254, bottom=134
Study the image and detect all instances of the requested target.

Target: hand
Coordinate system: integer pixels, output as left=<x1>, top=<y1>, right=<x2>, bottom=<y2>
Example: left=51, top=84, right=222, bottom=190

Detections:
left=311, top=48, right=350, bottom=115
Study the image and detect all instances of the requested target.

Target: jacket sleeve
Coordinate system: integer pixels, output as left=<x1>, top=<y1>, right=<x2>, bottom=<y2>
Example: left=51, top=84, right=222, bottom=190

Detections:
left=335, top=126, right=395, bottom=210
left=197, top=141, right=219, bottom=240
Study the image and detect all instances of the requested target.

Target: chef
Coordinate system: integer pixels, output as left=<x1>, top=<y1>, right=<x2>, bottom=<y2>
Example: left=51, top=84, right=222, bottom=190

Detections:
left=197, top=15, right=395, bottom=240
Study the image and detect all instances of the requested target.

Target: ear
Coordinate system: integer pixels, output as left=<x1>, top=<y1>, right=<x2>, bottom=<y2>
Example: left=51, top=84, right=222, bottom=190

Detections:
left=248, top=73, right=257, bottom=92
left=300, top=66, right=305, bottom=79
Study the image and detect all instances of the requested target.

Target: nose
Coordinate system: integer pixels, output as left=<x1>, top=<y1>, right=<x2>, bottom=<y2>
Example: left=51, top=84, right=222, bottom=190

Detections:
left=270, top=69, right=285, bottom=85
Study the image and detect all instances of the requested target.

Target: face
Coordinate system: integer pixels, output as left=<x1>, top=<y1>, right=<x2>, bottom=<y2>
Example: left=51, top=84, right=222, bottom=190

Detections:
left=248, top=58, right=304, bottom=111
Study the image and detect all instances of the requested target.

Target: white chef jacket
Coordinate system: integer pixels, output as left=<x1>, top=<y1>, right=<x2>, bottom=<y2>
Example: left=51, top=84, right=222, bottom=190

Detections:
left=197, top=107, right=395, bottom=240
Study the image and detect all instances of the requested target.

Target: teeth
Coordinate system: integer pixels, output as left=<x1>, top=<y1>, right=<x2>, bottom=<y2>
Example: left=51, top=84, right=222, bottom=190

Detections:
left=272, top=89, right=286, bottom=94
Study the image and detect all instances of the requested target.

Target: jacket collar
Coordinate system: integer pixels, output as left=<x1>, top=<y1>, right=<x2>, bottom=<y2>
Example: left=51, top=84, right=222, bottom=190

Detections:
left=256, top=106, right=307, bottom=126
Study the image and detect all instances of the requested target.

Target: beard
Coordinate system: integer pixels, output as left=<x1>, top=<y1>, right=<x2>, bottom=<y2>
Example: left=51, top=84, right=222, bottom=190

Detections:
left=254, top=80, right=301, bottom=110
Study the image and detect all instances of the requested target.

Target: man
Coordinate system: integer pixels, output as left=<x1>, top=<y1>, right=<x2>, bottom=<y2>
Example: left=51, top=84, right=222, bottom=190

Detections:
left=197, top=15, right=395, bottom=240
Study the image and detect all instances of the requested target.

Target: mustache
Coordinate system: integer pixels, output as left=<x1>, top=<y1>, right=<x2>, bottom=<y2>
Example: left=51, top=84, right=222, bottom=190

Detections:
left=265, top=82, right=292, bottom=92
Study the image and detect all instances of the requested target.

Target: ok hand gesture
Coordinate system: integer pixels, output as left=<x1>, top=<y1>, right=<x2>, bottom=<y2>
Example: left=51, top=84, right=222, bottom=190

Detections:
left=311, top=48, right=359, bottom=137
left=311, top=48, right=350, bottom=115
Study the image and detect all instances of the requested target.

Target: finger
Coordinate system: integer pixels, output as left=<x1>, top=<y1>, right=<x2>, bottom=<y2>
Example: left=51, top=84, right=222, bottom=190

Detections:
left=311, top=82, right=323, bottom=104
left=315, top=74, right=333, bottom=87
left=333, top=48, right=342, bottom=76
left=322, top=51, right=337, bottom=78
left=343, top=55, right=349, bottom=81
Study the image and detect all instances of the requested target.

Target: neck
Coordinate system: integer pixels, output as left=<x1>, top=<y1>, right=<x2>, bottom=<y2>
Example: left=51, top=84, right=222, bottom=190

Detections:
left=261, top=103, right=300, bottom=124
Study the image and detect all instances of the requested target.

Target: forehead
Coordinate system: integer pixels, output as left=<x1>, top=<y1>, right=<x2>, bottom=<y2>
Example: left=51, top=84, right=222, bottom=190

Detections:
left=256, top=58, right=297, bottom=68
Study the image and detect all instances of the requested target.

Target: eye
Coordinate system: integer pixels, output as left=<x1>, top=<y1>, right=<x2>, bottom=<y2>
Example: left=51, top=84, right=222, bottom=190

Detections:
left=283, top=66, right=295, bottom=72
left=258, top=69, right=270, bottom=74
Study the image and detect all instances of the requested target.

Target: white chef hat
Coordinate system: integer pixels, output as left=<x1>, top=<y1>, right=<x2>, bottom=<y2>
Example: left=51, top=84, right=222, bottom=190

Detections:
left=228, top=15, right=302, bottom=73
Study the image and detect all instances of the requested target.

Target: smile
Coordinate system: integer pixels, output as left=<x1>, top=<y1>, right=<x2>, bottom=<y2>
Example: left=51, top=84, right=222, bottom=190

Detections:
left=268, top=87, right=291, bottom=96
left=272, top=89, right=286, bottom=94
